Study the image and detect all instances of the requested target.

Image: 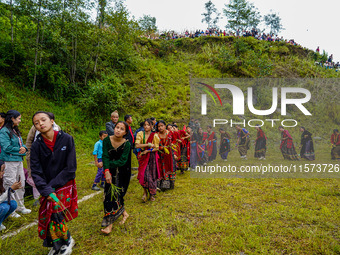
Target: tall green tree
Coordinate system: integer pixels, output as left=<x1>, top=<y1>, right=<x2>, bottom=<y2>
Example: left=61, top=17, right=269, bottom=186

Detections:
left=223, top=0, right=261, bottom=31
left=138, top=14, right=157, bottom=37
left=201, top=0, right=220, bottom=29
left=264, top=11, right=284, bottom=35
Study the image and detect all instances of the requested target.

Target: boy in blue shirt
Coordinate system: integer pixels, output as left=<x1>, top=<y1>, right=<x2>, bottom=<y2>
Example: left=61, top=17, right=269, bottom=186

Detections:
left=92, top=131, right=108, bottom=191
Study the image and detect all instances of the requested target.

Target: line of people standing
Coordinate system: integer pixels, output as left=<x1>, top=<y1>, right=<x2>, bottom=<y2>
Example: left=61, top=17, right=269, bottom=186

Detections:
left=188, top=121, right=323, bottom=165
left=99, top=112, right=192, bottom=234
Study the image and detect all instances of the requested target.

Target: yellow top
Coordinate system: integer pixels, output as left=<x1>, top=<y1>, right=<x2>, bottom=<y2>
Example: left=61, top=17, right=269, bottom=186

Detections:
left=135, top=131, right=160, bottom=149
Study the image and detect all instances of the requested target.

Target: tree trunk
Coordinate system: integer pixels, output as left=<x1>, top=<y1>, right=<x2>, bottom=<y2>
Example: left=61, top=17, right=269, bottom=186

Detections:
left=10, top=0, right=15, bottom=65
left=33, top=0, right=41, bottom=91
left=39, top=22, right=44, bottom=66
left=10, top=0, right=13, bottom=43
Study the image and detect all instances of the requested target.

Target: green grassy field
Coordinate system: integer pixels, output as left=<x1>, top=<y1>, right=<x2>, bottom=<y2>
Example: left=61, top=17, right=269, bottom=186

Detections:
left=1, top=145, right=339, bottom=254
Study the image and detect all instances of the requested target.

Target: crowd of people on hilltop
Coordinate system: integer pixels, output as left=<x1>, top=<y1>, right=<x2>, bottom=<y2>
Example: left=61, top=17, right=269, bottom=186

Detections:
left=315, top=47, right=339, bottom=71
left=150, top=27, right=299, bottom=46
left=147, top=28, right=340, bottom=70
left=1, top=109, right=340, bottom=255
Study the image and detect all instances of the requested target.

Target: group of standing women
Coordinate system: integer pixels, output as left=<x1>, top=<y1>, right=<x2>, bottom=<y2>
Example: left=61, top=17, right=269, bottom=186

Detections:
left=135, top=119, right=190, bottom=203
left=101, top=118, right=191, bottom=235
left=188, top=123, right=321, bottom=166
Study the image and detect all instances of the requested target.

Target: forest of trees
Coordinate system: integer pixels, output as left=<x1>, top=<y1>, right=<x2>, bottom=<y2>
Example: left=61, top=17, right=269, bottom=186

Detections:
left=0, top=0, right=142, bottom=99
left=0, top=0, right=286, bottom=100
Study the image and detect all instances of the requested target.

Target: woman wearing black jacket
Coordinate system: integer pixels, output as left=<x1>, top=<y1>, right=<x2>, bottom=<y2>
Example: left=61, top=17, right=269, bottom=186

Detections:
left=30, top=111, right=78, bottom=255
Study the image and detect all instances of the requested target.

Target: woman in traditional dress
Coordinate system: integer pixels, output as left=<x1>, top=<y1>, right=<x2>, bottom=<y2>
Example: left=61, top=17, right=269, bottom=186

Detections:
left=156, top=120, right=176, bottom=190
left=135, top=119, right=160, bottom=202
left=197, top=127, right=208, bottom=165
left=299, top=127, right=315, bottom=160
left=331, top=129, right=340, bottom=160
left=254, top=125, right=267, bottom=160
left=190, top=128, right=199, bottom=169
left=278, top=126, right=299, bottom=160
left=235, top=125, right=250, bottom=159
left=101, top=121, right=131, bottom=234
left=219, top=128, right=231, bottom=161
left=171, top=125, right=181, bottom=168
left=207, top=126, right=217, bottom=162
left=176, top=126, right=190, bottom=174
left=31, top=111, right=77, bottom=255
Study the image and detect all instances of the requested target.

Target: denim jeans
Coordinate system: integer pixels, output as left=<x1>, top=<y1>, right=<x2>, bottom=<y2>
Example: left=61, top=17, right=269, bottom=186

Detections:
left=0, top=200, right=18, bottom=226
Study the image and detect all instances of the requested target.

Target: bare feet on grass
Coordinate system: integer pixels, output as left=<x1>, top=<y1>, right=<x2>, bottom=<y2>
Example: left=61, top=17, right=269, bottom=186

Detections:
left=101, top=224, right=113, bottom=234
left=142, top=189, right=148, bottom=203
left=120, top=211, right=129, bottom=225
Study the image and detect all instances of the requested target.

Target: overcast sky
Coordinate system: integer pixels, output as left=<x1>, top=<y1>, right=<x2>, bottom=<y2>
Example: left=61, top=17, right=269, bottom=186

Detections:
left=124, top=0, right=339, bottom=62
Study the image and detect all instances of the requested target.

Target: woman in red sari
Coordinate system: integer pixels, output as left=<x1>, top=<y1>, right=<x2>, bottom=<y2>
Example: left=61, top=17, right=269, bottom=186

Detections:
left=197, top=127, right=208, bottom=165
left=176, top=126, right=190, bottom=174
left=254, top=125, right=267, bottom=160
left=207, top=126, right=217, bottom=162
left=136, top=119, right=160, bottom=202
left=278, top=126, right=299, bottom=160
left=156, top=120, right=176, bottom=190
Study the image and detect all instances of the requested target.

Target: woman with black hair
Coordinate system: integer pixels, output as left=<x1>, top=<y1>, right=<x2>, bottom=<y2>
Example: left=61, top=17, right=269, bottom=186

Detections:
left=0, top=112, right=6, bottom=154
left=0, top=110, right=30, bottom=217
left=219, top=128, right=231, bottom=161
left=135, top=119, right=160, bottom=202
left=254, top=125, right=267, bottom=160
left=235, top=125, right=250, bottom=160
left=156, top=120, right=176, bottom=190
left=331, top=129, right=340, bottom=160
left=278, top=126, right=299, bottom=160
left=101, top=121, right=131, bottom=234
left=299, top=127, right=315, bottom=160
left=197, top=127, right=208, bottom=165
left=207, top=126, right=217, bottom=162
left=30, top=111, right=78, bottom=255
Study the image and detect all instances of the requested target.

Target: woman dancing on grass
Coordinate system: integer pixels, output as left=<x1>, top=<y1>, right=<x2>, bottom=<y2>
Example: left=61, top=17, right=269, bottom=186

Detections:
left=299, top=127, right=315, bottom=160
left=101, top=121, right=131, bottom=234
left=135, top=119, right=160, bottom=202
left=235, top=125, right=250, bottom=160
left=278, top=126, right=299, bottom=160
left=254, top=125, right=267, bottom=160
left=219, top=128, right=231, bottom=161
left=197, top=127, right=208, bottom=165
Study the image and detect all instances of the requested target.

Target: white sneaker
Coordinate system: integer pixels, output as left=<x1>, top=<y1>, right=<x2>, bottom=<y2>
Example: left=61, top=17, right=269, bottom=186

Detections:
left=58, top=236, right=75, bottom=255
left=10, top=211, right=21, bottom=218
left=0, top=224, right=6, bottom=231
left=48, top=247, right=58, bottom=255
left=223, top=159, right=228, bottom=161
left=17, top=208, right=31, bottom=214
